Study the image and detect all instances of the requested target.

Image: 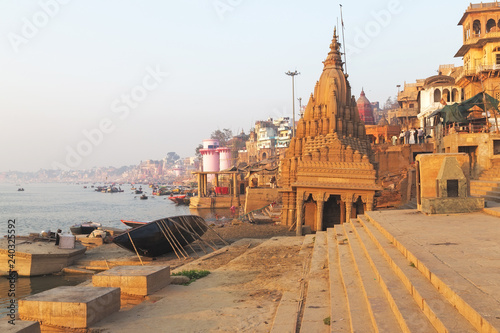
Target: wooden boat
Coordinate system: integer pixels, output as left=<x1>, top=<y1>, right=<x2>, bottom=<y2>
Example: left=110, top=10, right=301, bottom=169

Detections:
left=168, top=195, right=186, bottom=204
left=120, top=220, right=148, bottom=228
left=70, top=222, right=102, bottom=235
left=113, top=215, right=208, bottom=257
left=140, top=194, right=148, bottom=200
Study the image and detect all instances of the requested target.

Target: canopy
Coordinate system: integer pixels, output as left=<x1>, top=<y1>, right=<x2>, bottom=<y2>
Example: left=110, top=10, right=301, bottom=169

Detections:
left=430, top=93, right=499, bottom=124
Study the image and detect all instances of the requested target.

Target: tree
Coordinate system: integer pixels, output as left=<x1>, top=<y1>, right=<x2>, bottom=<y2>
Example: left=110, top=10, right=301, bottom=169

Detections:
left=383, top=96, right=399, bottom=110
left=166, top=152, right=180, bottom=165
left=211, top=128, right=233, bottom=147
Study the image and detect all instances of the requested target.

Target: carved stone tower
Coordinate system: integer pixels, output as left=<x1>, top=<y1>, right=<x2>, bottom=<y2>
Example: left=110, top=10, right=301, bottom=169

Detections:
left=279, top=28, right=380, bottom=235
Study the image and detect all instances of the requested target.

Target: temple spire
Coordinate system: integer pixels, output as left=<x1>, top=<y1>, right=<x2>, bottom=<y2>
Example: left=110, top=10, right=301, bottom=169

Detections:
left=323, top=28, right=344, bottom=70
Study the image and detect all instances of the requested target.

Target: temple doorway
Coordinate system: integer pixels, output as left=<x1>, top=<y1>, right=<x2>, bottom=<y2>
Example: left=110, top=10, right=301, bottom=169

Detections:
left=323, top=195, right=341, bottom=228
left=354, top=197, right=364, bottom=217
left=304, top=195, right=316, bottom=230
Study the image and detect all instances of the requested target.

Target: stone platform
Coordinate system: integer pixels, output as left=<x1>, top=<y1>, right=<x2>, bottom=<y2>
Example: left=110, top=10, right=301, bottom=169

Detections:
left=0, top=239, right=86, bottom=276
left=92, top=265, right=170, bottom=296
left=19, top=286, right=120, bottom=329
left=0, top=319, right=40, bottom=333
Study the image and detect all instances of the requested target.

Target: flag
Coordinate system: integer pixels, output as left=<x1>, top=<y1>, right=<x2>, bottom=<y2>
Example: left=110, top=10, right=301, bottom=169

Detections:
left=440, top=98, right=447, bottom=106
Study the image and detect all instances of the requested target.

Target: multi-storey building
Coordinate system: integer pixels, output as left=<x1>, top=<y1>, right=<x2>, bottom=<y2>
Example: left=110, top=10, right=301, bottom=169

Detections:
left=239, top=117, right=292, bottom=163
left=455, top=2, right=500, bottom=100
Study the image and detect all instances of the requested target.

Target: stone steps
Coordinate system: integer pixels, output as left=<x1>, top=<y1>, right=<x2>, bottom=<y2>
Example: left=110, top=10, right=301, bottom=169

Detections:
left=334, top=225, right=376, bottom=332
left=342, top=222, right=402, bottom=332
left=276, top=214, right=491, bottom=333
left=300, top=232, right=330, bottom=332
left=363, top=213, right=500, bottom=332
left=471, top=180, right=500, bottom=203
left=355, top=216, right=477, bottom=332
left=326, top=229, right=350, bottom=333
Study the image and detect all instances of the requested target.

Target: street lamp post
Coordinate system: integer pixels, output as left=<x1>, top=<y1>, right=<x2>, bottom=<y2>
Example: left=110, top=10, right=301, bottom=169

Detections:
left=286, top=70, right=300, bottom=137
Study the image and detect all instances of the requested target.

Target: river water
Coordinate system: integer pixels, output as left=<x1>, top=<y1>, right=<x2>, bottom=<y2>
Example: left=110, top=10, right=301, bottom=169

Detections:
left=0, top=182, right=213, bottom=317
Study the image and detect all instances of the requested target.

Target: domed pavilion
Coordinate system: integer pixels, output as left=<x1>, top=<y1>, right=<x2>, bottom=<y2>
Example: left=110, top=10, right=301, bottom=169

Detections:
left=356, top=89, right=375, bottom=125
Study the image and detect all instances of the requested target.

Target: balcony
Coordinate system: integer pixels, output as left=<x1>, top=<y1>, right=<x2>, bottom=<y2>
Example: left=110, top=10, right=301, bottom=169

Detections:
left=395, top=108, right=419, bottom=118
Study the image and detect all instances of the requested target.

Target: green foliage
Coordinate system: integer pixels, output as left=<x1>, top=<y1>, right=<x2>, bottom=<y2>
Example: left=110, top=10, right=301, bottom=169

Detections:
left=172, top=270, right=210, bottom=285
left=323, top=316, right=331, bottom=326
left=409, top=262, right=416, bottom=268
left=211, top=128, right=233, bottom=147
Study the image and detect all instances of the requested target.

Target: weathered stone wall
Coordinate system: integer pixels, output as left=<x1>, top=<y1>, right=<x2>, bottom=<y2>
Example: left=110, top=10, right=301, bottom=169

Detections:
left=442, top=132, right=500, bottom=177
left=416, top=153, right=470, bottom=199
left=375, top=144, right=434, bottom=177
left=244, top=187, right=279, bottom=213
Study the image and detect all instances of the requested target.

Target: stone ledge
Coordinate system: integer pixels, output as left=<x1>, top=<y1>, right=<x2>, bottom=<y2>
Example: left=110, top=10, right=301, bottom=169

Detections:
left=19, top=286, right=120, bottom=329
left=420, top=197, right=484, bottom=214
left=92, top=265, right=170, bottom=296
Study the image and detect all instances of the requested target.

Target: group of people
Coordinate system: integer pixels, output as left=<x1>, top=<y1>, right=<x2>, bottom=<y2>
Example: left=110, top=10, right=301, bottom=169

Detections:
left=392, top=128, right=425, bottom=145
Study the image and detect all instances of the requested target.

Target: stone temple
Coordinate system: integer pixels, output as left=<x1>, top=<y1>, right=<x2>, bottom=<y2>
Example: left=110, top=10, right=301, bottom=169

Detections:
left=279, top=28, right=380, bottom=235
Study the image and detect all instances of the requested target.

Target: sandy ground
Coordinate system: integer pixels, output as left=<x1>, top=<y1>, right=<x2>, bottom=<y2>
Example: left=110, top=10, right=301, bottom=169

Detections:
left=92, top=236, right=309, bottom=332
left=81, top=223, right=306, bottom=332
left=76, top=222, right=295, bottom=270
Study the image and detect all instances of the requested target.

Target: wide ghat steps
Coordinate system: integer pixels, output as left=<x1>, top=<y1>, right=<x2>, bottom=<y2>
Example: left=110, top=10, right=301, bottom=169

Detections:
left=471, top=180, right=500, bottom=203
left=341, top=222, right=402, bottom=332
left=354, top=216, right=476, bottom=333
left=473, top=164, right=500, bottom=202
left=299, top=231, right=330, bottom=332
left=334, top=224, right=376, bottom=332
left=274, top=213, right=494, bottom=332
left=361, top=212, right=500, bottom=332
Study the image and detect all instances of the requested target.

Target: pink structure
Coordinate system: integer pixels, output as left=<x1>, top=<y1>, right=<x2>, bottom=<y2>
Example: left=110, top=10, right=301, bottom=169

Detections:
left=356, top=89, right=375, bottom=125
left=200, top=139, right=220, bottom=173
left=217, top=147, right=232, bottom=171
left=173, top=167, right=183, bottom=177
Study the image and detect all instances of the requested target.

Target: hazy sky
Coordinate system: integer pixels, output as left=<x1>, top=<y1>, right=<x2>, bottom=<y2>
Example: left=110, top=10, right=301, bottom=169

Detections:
left=0, top=0, right=467, bottom=172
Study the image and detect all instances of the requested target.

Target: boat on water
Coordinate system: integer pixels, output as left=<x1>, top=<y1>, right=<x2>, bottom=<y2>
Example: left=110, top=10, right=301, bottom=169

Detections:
left=17, top=188, right=24, bottom=191
left=120, top=220, right=148, bottom=228
left=140, top=194, right=148, bottom=200
left=70, top=222, right=102, bottom=235
left=113, top=215, right=208, bottom=257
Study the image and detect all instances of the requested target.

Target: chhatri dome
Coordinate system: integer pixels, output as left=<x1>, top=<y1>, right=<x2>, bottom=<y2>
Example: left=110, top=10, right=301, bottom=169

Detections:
left=356, top=89, right=375, bottom=125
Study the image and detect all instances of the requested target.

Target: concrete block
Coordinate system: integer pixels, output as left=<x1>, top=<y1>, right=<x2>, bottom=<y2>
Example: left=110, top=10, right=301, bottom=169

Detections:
left=18, top=286, right=120, bottom=329
left=93, top=265, right=170, bottom=296
left=0, top=319, right=40, bottom=333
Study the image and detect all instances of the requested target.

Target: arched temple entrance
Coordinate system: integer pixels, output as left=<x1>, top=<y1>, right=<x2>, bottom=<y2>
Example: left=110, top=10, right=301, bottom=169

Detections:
left=323, top=195, right=342, bottom=228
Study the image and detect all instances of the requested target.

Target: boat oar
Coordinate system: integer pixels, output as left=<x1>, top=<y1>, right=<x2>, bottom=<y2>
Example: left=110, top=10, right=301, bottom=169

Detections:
left=127, top=232, right=144, bottom=266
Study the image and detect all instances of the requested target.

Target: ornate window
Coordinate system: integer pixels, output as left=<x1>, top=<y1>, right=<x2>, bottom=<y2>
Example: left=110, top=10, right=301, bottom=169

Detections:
left=443, top=89, right=451, bottom=103
left=434, top=89, right=442, bottom=103
left=473, top=19, right=481, bottom=36
left=487, top=19, right=497, bottom=33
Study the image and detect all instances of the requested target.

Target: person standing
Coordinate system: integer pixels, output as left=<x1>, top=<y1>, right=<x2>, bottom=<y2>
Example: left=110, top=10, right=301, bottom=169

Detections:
left=391, top=135, right=398, bottom=145
left=412, top=128, right=418, bottom=144
left=417, top=128, right=424, bottom=144
left=405, top=129, right=411, bottom=144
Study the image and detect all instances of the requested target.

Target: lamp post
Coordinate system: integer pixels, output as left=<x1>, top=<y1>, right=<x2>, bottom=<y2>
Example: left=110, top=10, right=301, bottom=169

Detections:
left=286, top=70, right=300, bottom=137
